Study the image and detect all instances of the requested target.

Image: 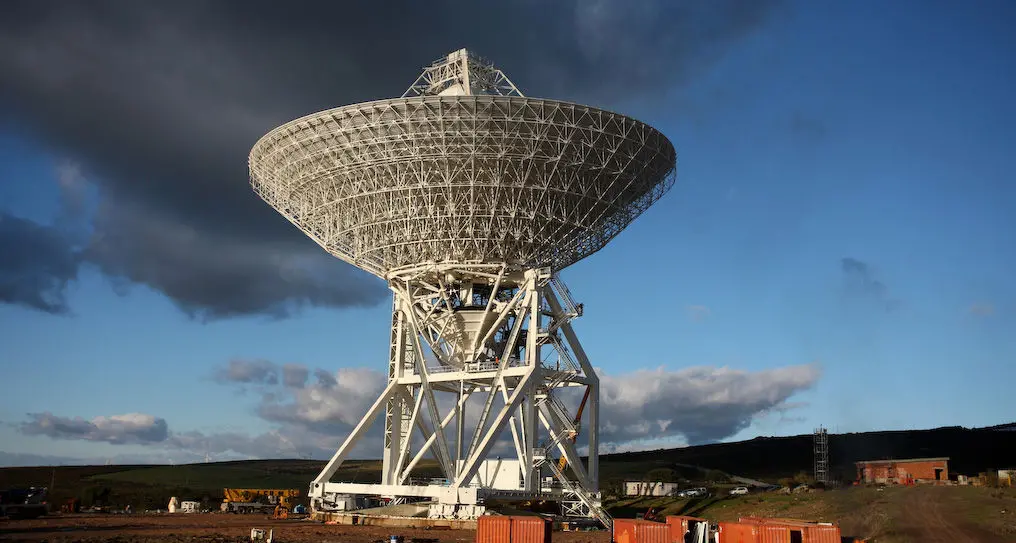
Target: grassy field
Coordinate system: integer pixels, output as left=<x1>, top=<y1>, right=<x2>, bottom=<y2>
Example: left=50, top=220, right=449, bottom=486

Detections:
left=91, top=460, right=343, bottom=489
left=0, top=459, right=452, bottom=511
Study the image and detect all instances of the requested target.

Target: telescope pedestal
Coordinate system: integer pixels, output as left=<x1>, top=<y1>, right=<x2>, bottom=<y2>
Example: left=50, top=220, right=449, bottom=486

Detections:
left=307, top=265, right=608, bottom=527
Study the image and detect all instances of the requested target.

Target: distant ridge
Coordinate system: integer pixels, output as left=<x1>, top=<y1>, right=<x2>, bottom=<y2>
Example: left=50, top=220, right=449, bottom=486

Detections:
left=597, top=424, right=1016, bottom=483
left=980, top=422, right=1016, bottom=432
left=4, top=423, right=1016, bottom=476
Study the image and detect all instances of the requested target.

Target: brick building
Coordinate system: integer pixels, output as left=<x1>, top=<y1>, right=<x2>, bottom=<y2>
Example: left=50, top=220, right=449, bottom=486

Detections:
left=855, top=457, right=949, bottom=484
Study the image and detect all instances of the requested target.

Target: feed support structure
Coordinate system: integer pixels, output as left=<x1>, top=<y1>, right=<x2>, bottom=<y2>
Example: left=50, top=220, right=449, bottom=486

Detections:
left=248, top=49, right=677, bottom=528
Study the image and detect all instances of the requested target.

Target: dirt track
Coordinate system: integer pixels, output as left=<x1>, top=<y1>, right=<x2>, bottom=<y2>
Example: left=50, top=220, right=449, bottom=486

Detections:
left=0, top=513, right=609, bottom=543
left=893, top=487, right=1009, bottom=543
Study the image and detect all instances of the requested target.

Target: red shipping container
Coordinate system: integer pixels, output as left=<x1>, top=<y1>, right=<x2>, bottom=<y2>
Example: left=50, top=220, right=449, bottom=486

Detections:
left=613, top=519, right=670, bottom=543
left=716, top=522, right=758, bottom=543
left=666, top=515, right=709, bottom=543
left=509, top=516, right=552, bottom=543
left=477, top=515, right=512, bottom=543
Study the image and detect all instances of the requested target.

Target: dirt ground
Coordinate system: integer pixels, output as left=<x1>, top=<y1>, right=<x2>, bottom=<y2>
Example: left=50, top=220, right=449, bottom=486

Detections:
left=4, top=487, right=1016, bottom=542
left=887, top=486, right=1016, bottom=543
left=0, top=513, right=609, bottom=543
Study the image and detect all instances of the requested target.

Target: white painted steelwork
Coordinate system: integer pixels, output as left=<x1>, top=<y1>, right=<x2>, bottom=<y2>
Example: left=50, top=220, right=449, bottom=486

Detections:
left=248, top=49, right=677, bottom=528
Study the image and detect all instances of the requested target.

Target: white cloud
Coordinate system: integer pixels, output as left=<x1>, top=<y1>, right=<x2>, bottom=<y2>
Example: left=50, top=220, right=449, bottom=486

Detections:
left=215, top=358, right=278, bottom=385
left=217, top=360, right=387, bottom=432
left=13, top=360, right=820, bottom=463
left=598, top=363, right=821, bottom=445
left=19, top=412, right=169, bottom=445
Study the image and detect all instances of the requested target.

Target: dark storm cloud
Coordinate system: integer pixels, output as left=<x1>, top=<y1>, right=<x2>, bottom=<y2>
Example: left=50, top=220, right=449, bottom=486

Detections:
left=0, top=0, right=782, bottom=319
left=84, top=199, right=383, bottom=320
left=841, top=257, right=901, bottom=311
left=0, top=213, right=80, bottom=314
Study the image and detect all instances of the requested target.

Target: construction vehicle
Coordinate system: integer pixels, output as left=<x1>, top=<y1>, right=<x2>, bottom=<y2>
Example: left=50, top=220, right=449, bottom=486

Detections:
left=642, top=507, right=661, bottom=522
left=221, top=488, right=300, bottom=515
left=557, top=387, right=591, bottom=474
left=60, top=497, right=80, bottom=513
left=0, top=487, right=48, bottom=519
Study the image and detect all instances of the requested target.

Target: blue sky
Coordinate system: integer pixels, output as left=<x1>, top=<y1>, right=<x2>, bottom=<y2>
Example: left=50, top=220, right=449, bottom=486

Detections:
left=0, top=0, right=1014, bottom=465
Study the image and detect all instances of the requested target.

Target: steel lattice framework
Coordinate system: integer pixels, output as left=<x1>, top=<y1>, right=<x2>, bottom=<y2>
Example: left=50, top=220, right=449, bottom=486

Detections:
left=249, top=64, right=675, bottom=276
left=248, top=49, right=677, bottom=528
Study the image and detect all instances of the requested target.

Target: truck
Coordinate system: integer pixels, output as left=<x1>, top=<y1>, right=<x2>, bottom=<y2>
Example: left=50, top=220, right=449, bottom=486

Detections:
left=221, top=488, right=300, bottom=515
left=0, top=487, right=49, bottom=519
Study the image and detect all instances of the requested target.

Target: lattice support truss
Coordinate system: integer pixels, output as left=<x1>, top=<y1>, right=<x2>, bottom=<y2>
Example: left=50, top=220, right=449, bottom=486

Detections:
left=307, top=264, right=610, bottom=527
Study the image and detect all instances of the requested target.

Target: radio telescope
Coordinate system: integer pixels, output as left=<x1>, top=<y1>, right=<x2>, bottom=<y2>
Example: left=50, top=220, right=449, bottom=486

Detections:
left=249, top=49, right=676, bottom=526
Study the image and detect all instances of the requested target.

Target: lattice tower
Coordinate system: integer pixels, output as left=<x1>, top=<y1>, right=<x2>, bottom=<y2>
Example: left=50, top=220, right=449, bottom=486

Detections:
left=814, top=426, right=830, bottom=485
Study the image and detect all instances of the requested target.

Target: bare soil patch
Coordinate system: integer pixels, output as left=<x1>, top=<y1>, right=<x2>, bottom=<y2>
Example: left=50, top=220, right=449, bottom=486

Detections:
left=0, top=513, right=609, bottom=543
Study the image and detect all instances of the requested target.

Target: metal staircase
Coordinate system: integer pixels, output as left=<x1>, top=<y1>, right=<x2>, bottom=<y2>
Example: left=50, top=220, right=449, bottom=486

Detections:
left=550, top=273, right=581, bottom=317
left=544, top=451, right=612, bottom=530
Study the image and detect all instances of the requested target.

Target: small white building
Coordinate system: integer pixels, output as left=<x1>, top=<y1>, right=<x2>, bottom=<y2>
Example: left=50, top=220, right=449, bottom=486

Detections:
left=180, top=501, right=200, bottom=513
left=624, top=481, right=680, bottom=497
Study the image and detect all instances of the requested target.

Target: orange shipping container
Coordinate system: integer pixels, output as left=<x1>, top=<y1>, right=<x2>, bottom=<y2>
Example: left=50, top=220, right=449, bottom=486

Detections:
left=802, top=525, right=841, bottom=543
left=477, top=515, right=512, bottom=543
left=510, top=516, right=552, bottom=543
left=757, top=524, right=791, bottom=543
left=666, top=515, right=709, bottom=542
left=737, top=518, right=841, bottom=543
left=612, top=519, right=669, bottom=543
left=715, top=522, right=758, bottom=543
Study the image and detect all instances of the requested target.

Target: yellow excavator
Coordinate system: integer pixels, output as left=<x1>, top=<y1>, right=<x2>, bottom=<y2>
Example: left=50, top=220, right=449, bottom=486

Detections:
left=221, top=488, right=300, bottom=517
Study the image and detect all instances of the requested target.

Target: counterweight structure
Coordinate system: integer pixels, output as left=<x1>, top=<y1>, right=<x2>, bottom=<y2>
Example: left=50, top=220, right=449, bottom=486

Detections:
left=248, top=49, right=677, bottom=527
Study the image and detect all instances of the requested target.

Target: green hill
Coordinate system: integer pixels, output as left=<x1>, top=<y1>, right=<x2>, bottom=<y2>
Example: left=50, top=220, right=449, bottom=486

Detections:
left=3, top=424, right=1013, bottom=511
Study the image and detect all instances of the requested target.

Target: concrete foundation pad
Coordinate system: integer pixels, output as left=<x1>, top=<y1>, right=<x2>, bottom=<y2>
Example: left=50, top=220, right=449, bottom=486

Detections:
left=313, top=511, right=478, bottom=530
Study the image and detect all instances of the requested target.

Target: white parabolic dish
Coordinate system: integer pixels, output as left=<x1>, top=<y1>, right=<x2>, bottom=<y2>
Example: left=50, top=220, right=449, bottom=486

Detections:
left=249, top=52, right=677, bottom=278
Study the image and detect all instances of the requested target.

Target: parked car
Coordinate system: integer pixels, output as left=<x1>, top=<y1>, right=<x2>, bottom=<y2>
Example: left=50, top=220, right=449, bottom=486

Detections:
left=678, top=487, right=709, bottom=498
left=729, top=486, right=749, bottom=496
